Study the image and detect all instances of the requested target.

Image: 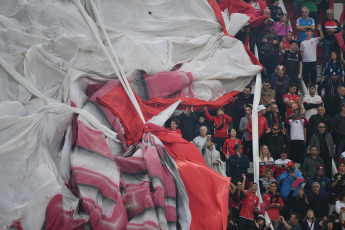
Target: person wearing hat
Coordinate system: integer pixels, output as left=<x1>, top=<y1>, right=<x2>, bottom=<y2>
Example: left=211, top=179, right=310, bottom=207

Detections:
left=304, top=163, right=332, bottom=197
left=254, top=215, right=270, bottom=230
left=247, top=105, right=269, bottom=141
left=271, top=65, right=290, bottom=119
left=300, top=24, right=324, bottom=87
left=258, top=19, right=280, bottom=80
left=277, top=161, right=304, bottom=201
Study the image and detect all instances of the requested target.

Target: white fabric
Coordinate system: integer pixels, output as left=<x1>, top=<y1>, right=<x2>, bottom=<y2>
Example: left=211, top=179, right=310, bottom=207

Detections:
left=301, top=38, right=320, bottom=62
left=274, top=158, right=292, bottom=166
left=289, top=119, right=306, bottom=140
left=193, top=136, right=207, bottom=152
left=302, top=94, right=322, bottom=120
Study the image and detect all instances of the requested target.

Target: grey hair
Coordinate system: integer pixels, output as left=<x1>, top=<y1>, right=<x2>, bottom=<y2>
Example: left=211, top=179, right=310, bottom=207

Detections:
left=200, top=126, right=207, bottom=131
left=312, top=182, right=320, bottom=187
left=302, top=7, right=309, bottom=12
left=326, top=9, right=334, bottom=14
left=337, top=85, right=345, bottom=92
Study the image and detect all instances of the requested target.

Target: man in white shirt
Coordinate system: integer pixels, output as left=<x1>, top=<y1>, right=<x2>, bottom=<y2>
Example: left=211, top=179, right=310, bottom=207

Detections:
left=300, top=25, right=324, bottom=87
left=303, top=84, right=323, bottom=120
left=193, top=126, right=208, bottom=153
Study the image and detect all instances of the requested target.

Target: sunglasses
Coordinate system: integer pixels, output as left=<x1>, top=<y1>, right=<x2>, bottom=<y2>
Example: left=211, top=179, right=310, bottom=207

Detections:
left=312, top=186, right=320, bottom=188
left=318, top=126, right=325, bottom=128
left=273, top=128, right=280, bottom=130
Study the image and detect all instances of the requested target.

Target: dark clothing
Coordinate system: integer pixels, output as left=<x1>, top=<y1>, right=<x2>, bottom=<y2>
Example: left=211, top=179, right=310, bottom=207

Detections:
left=302, top=156, right=324, bottom=178
left=307, top=193, right=329, bottom=219
left=265, top=111, right=283, bottom=130
left=238, top=217, right=255, bottom=230
left=309, top=132, right=335, bottom=158
left=304, top=175, right=332, bottom=197
left=332, top=173, right=345, bottom=197
left=317, top=78, right=345, bottom=111
left=178, top=112, right=197, bottom=141
left=321, top=19, right=341, bottom=41
left=271, top=73, right=290, bottom=118
left=269, top=5, right=283, bottom=22
left=329, top=96, right=345, bottom=118
left=300, top=220, right=321, bottom=230
left=229, top=154, right=250, bottom=179
left=261, top=132, right=291, bottom=159
left=193, top=120, right=211, bottom=138
left=283, top=50, right=302, bottom=83
left=302, top=61, right=317, bottom=86
left=308, top=114, right=332, bottom=137
left=288, top=190, right=309, bottom=220
left=331, top=113, right=345, bottom=144
left=233, top=93, right=254, bottom=132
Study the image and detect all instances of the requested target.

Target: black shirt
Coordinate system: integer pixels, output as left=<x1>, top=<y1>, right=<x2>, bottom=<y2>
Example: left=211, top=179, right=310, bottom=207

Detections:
left=269, top=5, right=283, bottom=22
left=283, top=50, right=302, bottom=77
left=332, top=173, right=345, bottom=196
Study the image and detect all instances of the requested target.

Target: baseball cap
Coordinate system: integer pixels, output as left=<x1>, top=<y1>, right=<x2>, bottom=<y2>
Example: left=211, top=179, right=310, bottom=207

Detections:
left=256, top=215, right=265, bottom=220
left=287, top=161, right=295, bottom=167
left=276, top=65, right=286, bottom=72
left=268, top=20, right=275, bottom=26
left=257, top=105, right=266, bottom=112
left=316, top=164, right=324, bottom=172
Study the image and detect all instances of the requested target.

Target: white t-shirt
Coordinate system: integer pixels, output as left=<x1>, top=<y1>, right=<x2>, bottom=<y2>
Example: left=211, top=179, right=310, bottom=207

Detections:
left=274, top=158, right=292, bottom=166
left=303, top=94, right=322, bottom=120
left=193, top=136, right=207, bottom=153
left=301, top=37, right=320, bottom=62
left=289, top=119, right=306, bottom=140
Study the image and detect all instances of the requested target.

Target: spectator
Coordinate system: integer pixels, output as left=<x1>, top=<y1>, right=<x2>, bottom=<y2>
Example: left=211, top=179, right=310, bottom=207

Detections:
left=258, top=20, right=280, bottom=80
left=335, top=191, right=345, bottom=216
left=265, top=103, right=283, bottom=130
left=193, top=126, right=208, bottom=153
left=302, top=84, right=323, bottom=120
left=260, top=79, right=276, bottom=106
left=308, top=105, right=332, bottom=138
left=282, top=40, right=303, bottom=88
left=238, top=179, right=260, bottom=230
left=288, top=187, right=309, bottom=221
left=274, top=14, right=292, bottom=38
left=229, top=144, right=250, bottom=182
left=275, top=213, right=302, bottom=230
left=308, top=122, right=335, bottom=178
left=233, top=85, right=254, bottom=133
left=321, top=51, right=345, bottom=82
left=332, top=161, right=345, bottom=198
left=284, top=83, right=303, bottom=118
left=249, top=0, right=267, bottom=17
left=193, top=115, right=211, bottom=138
left=279, top=31, right=294, bottom=56
left=262, top=124, right=291, bottom=160
left=229, top=176, right=246, bottom=221
left=278, top=161, right=304, bottom=201
left=304, top=164, right=332, bottom=197
left=223, top=128, right=243, bottom=159
left=201, top=135, right=226, bottom=176
left=166, top=118, right=181, bottom=134
left=178, top=106, right=197, bottom=141
left=254, top=215, right=270, bottom=230
left=264, top=182, right=284, bottom=226
left=297, top=0, right=321, bottom=25
left=321, top=9, right=341, bottom=70
left=302, top=146, right=324, bottom=179
left=317, top=70, right=345, bottom=112
left=275, top=151, right=292, bottom=178
left=239, top=105, right=253, bottom=161
left=271, top=65, right=290, bottom=118
left=249, top=9, right=272, bottom=54
left=301, top=26, right=324, bottom=87
left=204, top=106, right=233, bottom=152
left=307, top=182, right=329, bottom=221
left=259, top=145, right=276, bottom=176
left=296, top=7, right=315, bottom=44
left=260, top=168, right=277, bottom=196
left=329, top=86, right=345, bottom=118
left=269, top=0, right=283, bottom=22
left=285, top=110, right=309, bottom=164
left=300, top=209, right=322, bottom=230
left=331, top=103, right=345, bottom=158
left=339, top=210, right=345, bottom=230
left=247, top=105, right=269, bottom=141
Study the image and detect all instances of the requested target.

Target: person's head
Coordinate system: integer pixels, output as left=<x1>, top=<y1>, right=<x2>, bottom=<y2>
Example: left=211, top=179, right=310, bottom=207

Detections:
left=317, top=105, right=326, bottom=116
left=250, top=182, right=258, bottom=193
left=290, top=213, right=300, bottom=226
left=256, top=215, right=266, bottom=226
left=318, top=122, right=326, bottom=134
left=272, top=124, right=281, bottom=135
left=230, top=128, right=236, bottom=138
left=287, top=161, right=295, bottom=174
left=199, top=126, right=207, bottom=137
left=339, top=191, right=345, bottom=202
left=297, top=187, right=305, bottom=198
left=309, top=146, right=318, bottom=157
left=268, top=20, right=275, bottom=30
left=340, top=161, right=345, bottom=173
left=280, top=152, right=288, bottom=160
left=216, top=107, right=225, bottom=116
left=272, top=0, right=280, bottom=6
left=276, top=65, right=286, bottom=77
left=245, top=105, right=252, bottom=116
left=263, top=8, right=271, bottom=17
left=280, top=13, right=289, bottom=23
left=341, top=103, right=345, bottom=113
left=331, top=70, right=339, bottom=81
left=290, top=40, right=298, bottom=52
left=330, top=51, right=338, bottom=62
left=291, top=103, right=299, bottom=113
left=260, top=145, right=271, bottom=160
left=312, top=182, right=320, bottom=194
left=198, top=116, right=205, bottom=124
left=270, top=181, right=278, bottom=193
left=258, top=105, right=267, bottom=116
left=271, top=103, right=279, bottom=114
left=326, top=9, right=334, bottom=21
left=235, top=180, right=243, bottom=190
left=286, top=32, right=293, bottom=41
left=338, top=86, right=345, bottom=97
left=304, top=209, right=316, bottom=222
left=302, top=7, right=310, bottom=19
left=305, top=27, right=313, bottom=38
left=207, top=136, right=214, bottom=149
left=308, top=84, right=316, bottom=96
left=243, top=85, right=252, bottom=97
left=289, top=83, right=297, bottom=94
left=262, top=168, right=273, bottom=179
left=171, top=118, right=180, bottom=131
left=263, top=79, right=271, bottom=90
left=234, top=144, right=242, bottom=155
left=326, top=220, right=334, bottom=230
left=316, top=164, right=325, bottom=177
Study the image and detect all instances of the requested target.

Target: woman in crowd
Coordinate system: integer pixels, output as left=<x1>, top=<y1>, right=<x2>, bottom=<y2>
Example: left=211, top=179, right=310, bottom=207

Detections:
left=223, top=128, right=243, bottom=157
left=288, top=187, right=309, bottom=220
left=323, top=51, right=344, bottom=82
left=229, top=177, right=245, bottom=221
left=259, top=145, right=275, bottom=175
left=335, top=191, right=345, bottom=219
left=301, top=209, right=322, bottom=230
left=274, top=14, right=292, bottom=38
left=259, top=168, right=277, bottom=196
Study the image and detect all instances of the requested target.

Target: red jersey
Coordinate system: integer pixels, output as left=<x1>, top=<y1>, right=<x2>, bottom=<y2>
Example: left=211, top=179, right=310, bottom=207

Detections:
left=279, top=41, right=290, bottom=63
left=239, top=191, right=259, bottom=220
left=204, top=110, right=233, bottom=138
left=223, top=138, right=243, bottom=156
left=165, top=128, right=182, bottom=135
left=247, top=115, right=268, bottom=140
left=263, top=193, right=284, bottom=221
left=283, top=93, right=299, bottom=117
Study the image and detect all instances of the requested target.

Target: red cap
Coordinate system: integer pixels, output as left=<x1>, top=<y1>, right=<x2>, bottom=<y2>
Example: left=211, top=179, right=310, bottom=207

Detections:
left=276, top=65, right=286, bottom=72
left=287, top=161, right=294, bottom=167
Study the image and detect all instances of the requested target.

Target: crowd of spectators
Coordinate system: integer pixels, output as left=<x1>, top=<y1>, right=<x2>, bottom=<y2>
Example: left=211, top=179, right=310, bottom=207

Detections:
left=164, top=0, right=345, bottom=229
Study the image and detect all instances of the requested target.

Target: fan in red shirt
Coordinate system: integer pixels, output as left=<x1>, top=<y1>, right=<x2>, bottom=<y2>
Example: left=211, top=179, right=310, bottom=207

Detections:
left=263, top=182, right=284, bottom=224
left=223, top=128, right=243, bottom=158
left=283, top=83, right=303, bottom=118
left=204, top=106, right=233, bottom=153
left=247, top=104, right=269, bottom=140
left=238, top=175, right=260, bottom=230
left=165, top=118, right=182, bottom=135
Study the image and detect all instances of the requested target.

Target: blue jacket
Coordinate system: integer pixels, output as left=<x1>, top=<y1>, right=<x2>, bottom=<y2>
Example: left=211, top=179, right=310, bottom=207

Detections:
left=228, top=154, right=250, bottom=178
left=270, top=73, right=290, bottom=97
left=278, top=170, right=304, bottom=200
left=304, top=174, right=332, bottom=197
